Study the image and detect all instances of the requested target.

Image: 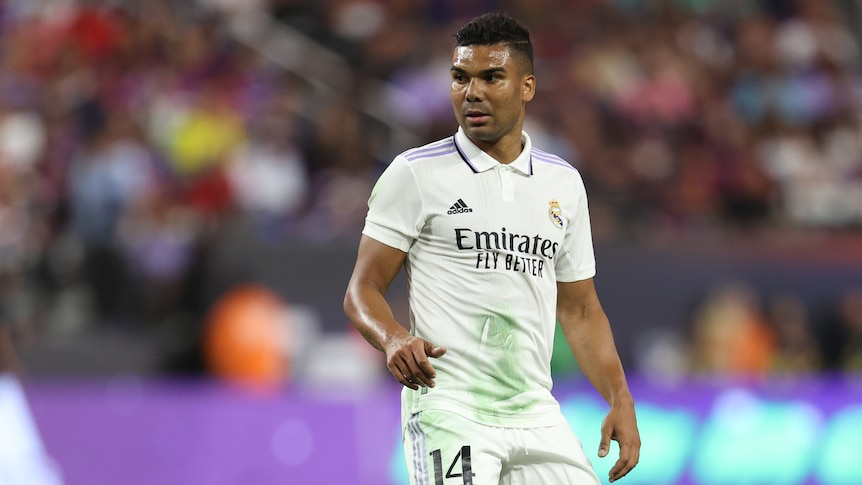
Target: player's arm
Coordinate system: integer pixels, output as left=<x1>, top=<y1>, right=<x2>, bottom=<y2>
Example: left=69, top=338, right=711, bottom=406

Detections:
left=557, top=277, right=640, bottom=482
left=344, top=235, right=446, bottom=390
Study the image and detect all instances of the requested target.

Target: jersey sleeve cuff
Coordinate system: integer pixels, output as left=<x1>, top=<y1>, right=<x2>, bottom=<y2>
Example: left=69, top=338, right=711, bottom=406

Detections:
left=362, top=223, right=412, bottom=252
left=555, top=267, right=596, bottom=283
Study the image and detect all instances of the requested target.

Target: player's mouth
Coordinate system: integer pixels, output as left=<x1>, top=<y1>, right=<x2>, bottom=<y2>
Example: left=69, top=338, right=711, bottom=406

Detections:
left=465, top=110, right=490, bottom=124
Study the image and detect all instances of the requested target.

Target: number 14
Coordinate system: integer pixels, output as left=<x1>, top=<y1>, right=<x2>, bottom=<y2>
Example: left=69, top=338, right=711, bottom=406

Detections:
left=430, top=446, right=475, bottom=485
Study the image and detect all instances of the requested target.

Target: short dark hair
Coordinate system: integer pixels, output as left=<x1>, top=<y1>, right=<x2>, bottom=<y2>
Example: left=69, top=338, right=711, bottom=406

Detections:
left=454, top=12, right=533, bottom=73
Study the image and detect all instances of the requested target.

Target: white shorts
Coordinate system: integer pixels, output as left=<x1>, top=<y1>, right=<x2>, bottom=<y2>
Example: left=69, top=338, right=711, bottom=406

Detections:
left=403, top=409, right=600, bottom=485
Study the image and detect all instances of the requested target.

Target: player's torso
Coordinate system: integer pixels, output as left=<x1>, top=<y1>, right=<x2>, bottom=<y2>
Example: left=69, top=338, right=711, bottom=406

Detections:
left=409, top=156, right=572, bottom=282
left=403, top=154, right=577, bottom=425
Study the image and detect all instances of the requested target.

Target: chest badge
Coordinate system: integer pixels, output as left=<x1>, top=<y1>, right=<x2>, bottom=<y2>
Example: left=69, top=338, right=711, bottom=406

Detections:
left=548, top=199, right=564, bottom=229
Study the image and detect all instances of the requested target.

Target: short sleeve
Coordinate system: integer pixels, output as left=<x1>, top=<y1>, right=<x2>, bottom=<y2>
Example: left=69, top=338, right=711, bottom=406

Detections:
left=362, top=156, right=425, bottom=252
left=554, top=171, right=597, bottom=282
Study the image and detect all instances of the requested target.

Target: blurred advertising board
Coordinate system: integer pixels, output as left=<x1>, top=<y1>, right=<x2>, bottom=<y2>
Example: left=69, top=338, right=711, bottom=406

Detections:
left=24, top=375, right=862, bottom=485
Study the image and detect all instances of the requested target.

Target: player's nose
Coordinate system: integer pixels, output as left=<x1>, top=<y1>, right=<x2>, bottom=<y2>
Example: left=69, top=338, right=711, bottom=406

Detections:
left=465, top=79, right=483, bottom=102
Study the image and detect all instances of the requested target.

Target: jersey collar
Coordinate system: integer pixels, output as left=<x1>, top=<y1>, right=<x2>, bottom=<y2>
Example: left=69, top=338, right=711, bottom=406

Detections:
left=453, top=127, right=533, bottom=176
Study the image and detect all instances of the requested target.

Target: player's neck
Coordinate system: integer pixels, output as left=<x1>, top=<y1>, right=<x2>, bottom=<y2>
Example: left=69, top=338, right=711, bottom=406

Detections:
left=471, top=131, right=524, bottom=165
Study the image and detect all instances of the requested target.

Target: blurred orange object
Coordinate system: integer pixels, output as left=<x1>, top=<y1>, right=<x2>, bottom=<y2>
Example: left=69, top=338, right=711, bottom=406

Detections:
left=203, top=285, right=289, bottom=388
left=691, top=282, right=777, bottom=377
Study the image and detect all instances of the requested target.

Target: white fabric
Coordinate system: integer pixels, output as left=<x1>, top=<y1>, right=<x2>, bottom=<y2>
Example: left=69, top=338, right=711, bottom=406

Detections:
left=363, top=128, right=596, bottom=428
left=404, top=409, right=600, bottom=485
left=0, top=374, right=63, bottom=485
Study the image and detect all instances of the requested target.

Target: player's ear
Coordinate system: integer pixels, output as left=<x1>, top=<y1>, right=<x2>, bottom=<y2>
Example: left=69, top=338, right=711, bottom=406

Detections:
left=522, top=73, right=536, bottom=102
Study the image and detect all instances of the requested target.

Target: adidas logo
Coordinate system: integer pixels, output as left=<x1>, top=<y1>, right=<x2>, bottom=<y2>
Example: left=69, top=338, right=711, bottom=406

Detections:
left=447, top=198, right=473, bottom=215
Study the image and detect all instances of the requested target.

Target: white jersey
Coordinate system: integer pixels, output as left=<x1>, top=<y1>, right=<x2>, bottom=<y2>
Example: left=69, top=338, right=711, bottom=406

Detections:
left=363, top=127, right=596, bottom=428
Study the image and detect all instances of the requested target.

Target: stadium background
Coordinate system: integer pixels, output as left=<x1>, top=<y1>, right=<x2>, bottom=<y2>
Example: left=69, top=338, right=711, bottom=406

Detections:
left=1, top=0, right=861, bottom=483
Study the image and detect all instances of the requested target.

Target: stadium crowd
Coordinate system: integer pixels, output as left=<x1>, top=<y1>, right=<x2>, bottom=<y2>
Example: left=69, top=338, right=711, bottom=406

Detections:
left=0, top=0, right=860, bottom=379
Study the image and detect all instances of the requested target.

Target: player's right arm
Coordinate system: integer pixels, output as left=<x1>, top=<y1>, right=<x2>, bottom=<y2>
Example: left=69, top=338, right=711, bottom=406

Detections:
left=344, top=235, right=446, bottom=390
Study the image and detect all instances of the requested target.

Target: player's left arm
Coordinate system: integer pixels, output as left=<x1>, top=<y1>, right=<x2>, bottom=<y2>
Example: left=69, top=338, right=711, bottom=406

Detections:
left=557, top=278, right=640, bottom=482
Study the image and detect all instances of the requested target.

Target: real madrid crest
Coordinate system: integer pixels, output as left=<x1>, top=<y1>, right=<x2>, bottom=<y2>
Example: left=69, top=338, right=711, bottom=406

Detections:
left=548, top=199, right=564, bottom=229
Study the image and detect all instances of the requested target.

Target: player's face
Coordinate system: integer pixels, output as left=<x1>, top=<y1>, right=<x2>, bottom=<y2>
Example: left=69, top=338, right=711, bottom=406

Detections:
left=450, top=43, right=535, bottom=147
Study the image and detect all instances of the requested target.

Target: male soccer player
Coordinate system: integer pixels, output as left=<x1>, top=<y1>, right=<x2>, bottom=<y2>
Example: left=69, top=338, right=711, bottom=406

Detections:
left=344, top=12, right=640, bottom=484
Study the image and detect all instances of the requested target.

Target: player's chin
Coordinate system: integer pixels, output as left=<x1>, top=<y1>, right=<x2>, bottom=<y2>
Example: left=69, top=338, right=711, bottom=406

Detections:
left=461, top=124, right=496, bottom=141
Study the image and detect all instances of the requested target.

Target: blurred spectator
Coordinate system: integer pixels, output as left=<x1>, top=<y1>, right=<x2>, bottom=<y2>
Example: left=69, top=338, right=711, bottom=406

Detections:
left=299, top=96, right=382, bottom=241
left=66, top=117, right=157, bottom=325
left=690, top=282, right=777, bottom=377
left=119, top=189, right=199, bottom=323
left=766, top=292, right=822, bottom=373
left=832, top=287, right=862, bottom=372
left=226, top=98, right=309, bottom=240
left=164, top=85, right=245, bottom=179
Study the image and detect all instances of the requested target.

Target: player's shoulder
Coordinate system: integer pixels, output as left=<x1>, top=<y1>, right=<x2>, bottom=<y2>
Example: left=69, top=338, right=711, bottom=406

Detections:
left=530, top=146, right=579, bottom=174
left=398, top=136, right=458, bottom=163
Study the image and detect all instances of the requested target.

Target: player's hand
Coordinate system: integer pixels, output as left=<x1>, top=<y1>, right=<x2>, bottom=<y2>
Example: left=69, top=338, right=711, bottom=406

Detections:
left=384, top=335, right=446, bottom=390
left=598, top=402, right=640, bottom=482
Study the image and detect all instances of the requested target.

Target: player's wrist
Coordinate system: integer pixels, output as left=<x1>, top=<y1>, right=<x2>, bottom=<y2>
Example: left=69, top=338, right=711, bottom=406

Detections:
left=381, top=327, right=412, bottom=351
left=608, top=391, right=635, bottom=409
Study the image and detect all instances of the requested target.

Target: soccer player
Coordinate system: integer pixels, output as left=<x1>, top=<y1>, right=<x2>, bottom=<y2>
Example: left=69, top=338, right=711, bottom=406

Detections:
left=344, top=12, right=640, bottom=484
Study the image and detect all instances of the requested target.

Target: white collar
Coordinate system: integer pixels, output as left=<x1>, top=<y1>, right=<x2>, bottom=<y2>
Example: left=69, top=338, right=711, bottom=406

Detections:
left=454, top=127, right=533, bottom=175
